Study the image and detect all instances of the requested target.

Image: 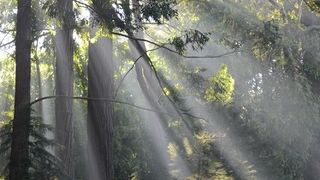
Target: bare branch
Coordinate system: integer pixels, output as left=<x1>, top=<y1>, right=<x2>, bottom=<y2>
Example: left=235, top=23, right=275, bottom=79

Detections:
left=114, top=55, right=143, bottom=98
left=29, top=95, right=204, bottom=120
left=128, top=35, right=207, bottom=127
left=0, top=32, right=50, bottom=48
left=114, top=46, right=163, bottom=98
left=0, top=39, right=15, bottom=48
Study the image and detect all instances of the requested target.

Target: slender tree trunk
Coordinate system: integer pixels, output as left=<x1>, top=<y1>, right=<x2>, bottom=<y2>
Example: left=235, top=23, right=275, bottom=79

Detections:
left=87, top=31, right=114, bottom=180
left=55, top=0, right=74, bottom=178
left=35, top=43, right=43, bottom=115
left=9, top=0, right=33, bottom=179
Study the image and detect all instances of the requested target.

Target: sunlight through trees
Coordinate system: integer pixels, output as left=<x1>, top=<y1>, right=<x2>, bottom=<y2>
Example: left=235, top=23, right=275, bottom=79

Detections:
left=0, top=0, right=320, bottom=180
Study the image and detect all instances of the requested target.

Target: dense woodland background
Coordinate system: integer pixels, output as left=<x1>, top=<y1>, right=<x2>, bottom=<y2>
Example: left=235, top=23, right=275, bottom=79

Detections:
left=1, top=0, right=320, bottom=179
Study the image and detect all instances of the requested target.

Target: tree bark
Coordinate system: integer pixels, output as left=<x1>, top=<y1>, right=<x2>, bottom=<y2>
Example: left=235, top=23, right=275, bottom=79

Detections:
left=87, top=32, right=114, bottom=180
left=55, top=0, right=74, bottom=178
left=9, top=0, right=33, bottom=179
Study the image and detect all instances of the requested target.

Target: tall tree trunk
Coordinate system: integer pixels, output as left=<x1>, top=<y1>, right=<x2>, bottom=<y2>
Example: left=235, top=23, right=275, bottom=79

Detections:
left=126, top=2, right=191, bottom=177
left=9, top=0, right=33, bottom=179
left=87, top=32, right=114, bottom=180
left=127, top=2, right=171, bottom=174
left=55, top=0, right=74, bottom=178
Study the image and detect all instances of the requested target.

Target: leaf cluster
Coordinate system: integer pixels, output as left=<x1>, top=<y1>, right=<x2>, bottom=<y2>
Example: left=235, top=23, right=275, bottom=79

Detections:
left=141, top=0, right=178, bottom=24
left=170, top=29, right=210, bottom=54
left=204, top=64, right=235, bottom=104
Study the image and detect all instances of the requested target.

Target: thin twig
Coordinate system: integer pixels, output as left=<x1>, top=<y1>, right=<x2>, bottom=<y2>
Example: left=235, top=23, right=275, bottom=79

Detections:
left=0, top=33, right=9, bottom=45
left=0, top=32, right=50, bottom=48
left=114, top=55, right=143, bottom=98
left=0, top=39, right=14, bottom=48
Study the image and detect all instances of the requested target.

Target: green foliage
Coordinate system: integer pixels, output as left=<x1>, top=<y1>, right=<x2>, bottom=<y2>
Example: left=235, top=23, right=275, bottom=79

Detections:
left=171, top=37, right=185, bottom=54
left=305, top=0, right=320, bottom=14
left=0, top=0, right=16, bottom=38
left=113, top=93, right=151, bottom=180
left=0, top=122, right=11, bottom=175
left=0, top=57, right=15, bottom=127
left=263, top=21, right=281, bottom=46
left=189, top=131, right=235, bottom=180
left=42, top=1, right=58, bottom=18
left=204, top=64, right=235, bottom=104
left=43, top=0, right=87, bottom=33
left=141, top=0, right=178, bottom=24
left=88, top=0, right=179, bottom=32
left=29, top=112, right=64, bottom=180
left=42, top=0, right=76, bottom=28
left=170, top=29, right=210, bottom=54
left=0, top=110, right=63, bottom=179
left=303, top=62, right=320, bottom=80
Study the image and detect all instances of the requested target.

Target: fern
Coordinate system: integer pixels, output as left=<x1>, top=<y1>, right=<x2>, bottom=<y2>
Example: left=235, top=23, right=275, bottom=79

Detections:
left=0, top=109, right=65, bottom=179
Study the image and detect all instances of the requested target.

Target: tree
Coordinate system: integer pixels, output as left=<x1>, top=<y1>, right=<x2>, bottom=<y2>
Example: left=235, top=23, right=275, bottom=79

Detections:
left=9, top=0, right=33, bottom=179
left=87, top=28, right=114, bottom=180
left=54, top=0, right=74, bottom=178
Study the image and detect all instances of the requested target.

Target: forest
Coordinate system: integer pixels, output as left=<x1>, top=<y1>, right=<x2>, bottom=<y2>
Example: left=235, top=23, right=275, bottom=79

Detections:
left=0, top=0, right=320, bottom=180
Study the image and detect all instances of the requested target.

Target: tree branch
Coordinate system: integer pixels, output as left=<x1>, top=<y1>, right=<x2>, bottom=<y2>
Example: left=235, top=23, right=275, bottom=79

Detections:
left=30, top=95, right=204, bottom=120
left=73, top=0, right=240, bottom=59
left=0, top=39, right=15, bottom=48
left=0, top=32, right=50, bottom=48
left=114, top=55, right=143, bottom=98
left=111, top=31, right=240, bottom=59
left=114, top=46, right=163, bottom=98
